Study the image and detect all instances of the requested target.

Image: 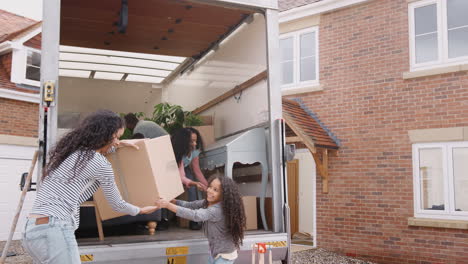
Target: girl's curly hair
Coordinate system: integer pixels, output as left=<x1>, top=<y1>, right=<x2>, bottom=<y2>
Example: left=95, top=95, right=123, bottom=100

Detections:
left=44, top=110, right=124, bottom=179
left=171, top=127, right=204, bottom=165
left=206, top=175, right=246, bottom=249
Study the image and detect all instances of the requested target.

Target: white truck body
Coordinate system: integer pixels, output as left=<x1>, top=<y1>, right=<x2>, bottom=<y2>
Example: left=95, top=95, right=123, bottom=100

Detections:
left=39, top=0, right=290, bottom=262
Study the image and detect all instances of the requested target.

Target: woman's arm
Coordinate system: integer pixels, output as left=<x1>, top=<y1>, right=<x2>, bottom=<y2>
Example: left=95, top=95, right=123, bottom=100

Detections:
left=117, top=139, right=141, bottom=149
left=178, top=161, right=194, bottom=188
left=106, top=140, right=140, bottom=154
left=191, top=156, right=208, bottom=188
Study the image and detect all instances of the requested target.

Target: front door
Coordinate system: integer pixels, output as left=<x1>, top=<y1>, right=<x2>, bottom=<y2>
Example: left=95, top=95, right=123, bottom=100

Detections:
left=286, top=159, right=299, bottom=237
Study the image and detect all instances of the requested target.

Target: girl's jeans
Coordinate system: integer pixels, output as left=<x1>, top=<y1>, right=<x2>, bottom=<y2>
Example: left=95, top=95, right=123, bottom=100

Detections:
left=208, top=255, right=235, bottom=264
left=22, top=216, right=80, bottom=264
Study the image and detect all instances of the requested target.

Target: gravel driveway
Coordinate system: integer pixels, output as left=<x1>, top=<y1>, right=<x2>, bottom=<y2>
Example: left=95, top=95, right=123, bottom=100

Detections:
left=291, top=248, right=377, bottom=264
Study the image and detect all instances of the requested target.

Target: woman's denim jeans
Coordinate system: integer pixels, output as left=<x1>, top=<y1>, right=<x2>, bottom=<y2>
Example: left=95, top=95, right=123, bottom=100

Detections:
left=208, top=255, right=235, bottom=264
left=22, top=216, right=80, bottom=264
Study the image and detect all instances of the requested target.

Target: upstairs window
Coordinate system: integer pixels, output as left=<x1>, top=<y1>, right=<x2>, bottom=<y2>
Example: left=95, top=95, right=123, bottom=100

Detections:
left=11, top=47, right=41, bottom=87
left=280, top=27, right=319, bottom=90
left=409, top=0, right=468, bottom=70
left=26, top=49, right=41, bottom=82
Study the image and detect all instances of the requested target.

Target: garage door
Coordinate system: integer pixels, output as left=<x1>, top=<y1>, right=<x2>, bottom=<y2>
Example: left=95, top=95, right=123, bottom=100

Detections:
left=0, top=144, right=37, bottom=241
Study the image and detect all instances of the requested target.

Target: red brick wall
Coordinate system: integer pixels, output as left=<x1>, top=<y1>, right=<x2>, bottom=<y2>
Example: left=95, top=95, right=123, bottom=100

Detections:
left=287, top=0, right=468, bottom=263
left=0, top=98, right=38, bottom=137
left=23, top=33, right=41, bottom=49
left=1, top=53, right=12, bottom=77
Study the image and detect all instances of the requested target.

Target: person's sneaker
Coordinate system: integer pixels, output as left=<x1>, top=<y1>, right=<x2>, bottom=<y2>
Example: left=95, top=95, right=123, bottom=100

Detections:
left=189, top=221, right=202, bottom=230
left=156, top=219, right=169, bottom=231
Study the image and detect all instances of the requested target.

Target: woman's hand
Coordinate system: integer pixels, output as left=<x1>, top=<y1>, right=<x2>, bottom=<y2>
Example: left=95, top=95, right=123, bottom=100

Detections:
left=196, top=182, right=207, bottom=192
left=117, top=140, right=140, bottom=150
left=189, top=181, right=207, bottom=192
left=139, top=205, right=158, bottom=214
left=156, top=198, right=170, bottom=209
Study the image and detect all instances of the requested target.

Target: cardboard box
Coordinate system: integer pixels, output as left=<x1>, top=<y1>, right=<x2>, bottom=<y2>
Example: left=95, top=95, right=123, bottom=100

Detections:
left=94, top=136, right=184, bottom=221
left=243, top=196, right=258, bottom=230
left=192, top=125, right=215, bottom=147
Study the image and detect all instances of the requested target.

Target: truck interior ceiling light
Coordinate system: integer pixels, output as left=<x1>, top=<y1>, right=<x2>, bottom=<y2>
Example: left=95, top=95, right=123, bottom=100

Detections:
left=118, top=0, right=128, bottom=34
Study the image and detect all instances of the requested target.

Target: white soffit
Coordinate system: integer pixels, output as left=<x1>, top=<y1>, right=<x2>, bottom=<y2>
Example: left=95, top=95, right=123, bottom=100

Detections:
left=93, top=72, right=124, bottom=81
left=59, top=69, right=91, bottom=78
left=58, top=45, right=187, bottom=84
left=279, top=0, right=372, bottom=23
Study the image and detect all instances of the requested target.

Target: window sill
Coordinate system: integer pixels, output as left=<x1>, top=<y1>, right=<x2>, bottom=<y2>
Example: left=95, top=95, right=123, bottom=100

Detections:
left=408, top=217, right=468, bottom=230
left=0, top=135, right=38, bottom=147
left=403, top=63, right=468, bottom=80
left=282, top=84, right=323, bottom=96
left=0, top=88, right=40, bottom=103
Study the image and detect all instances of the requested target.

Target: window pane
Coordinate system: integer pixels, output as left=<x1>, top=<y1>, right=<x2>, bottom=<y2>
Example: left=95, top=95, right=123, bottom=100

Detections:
left=281, top=61, right=293, bottom=85
left=453, top=147, right=468, bottom=212
left=447, top=0, right=468, bottom=28
left=280, top=37, right=294, bottom=85
left=300, top=32, right=315, bottom=58
left=419, top=148, right=444, bottom=210
left=415, top=33, right=438, bottom=63
left=300, top=57, right=316, bottom=82
left=26, top=66, right=40, bottom=81
left=415, top=4, right=437, bottom=35
left=280, top=38, right=294, bottom=62
left=27, top=50, right=41, bottom=67
left=448, top=27, right=468, bottom=58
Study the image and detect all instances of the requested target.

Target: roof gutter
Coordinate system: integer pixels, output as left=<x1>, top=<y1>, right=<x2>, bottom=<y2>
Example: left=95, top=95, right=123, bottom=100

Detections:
left=279, top=0, right=372, bottom=23
left=0, top=41, right=12, bottom=55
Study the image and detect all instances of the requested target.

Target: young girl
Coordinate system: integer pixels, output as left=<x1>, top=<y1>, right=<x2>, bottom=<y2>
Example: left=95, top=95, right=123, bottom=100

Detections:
left=23, top=110, right=159, bottom=264
left=157, top=175, right=246, bottom=264
left=171, top=127, right=209, bottom=229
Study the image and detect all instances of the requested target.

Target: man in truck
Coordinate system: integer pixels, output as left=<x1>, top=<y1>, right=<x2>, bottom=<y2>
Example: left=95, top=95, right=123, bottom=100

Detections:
left=124, top=113, right=168, bottom=139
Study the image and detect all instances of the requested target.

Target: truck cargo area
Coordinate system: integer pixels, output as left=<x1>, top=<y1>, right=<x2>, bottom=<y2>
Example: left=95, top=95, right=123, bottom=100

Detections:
left=41, top=0, right=288, bottom=262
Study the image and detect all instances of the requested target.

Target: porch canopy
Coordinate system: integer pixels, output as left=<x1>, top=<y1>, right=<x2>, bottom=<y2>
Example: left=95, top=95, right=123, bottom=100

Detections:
left=283, top=98, right=339, bottom=193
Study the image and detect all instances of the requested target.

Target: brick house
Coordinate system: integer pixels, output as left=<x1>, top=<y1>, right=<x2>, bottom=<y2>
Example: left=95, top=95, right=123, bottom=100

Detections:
left=279, top=0, right=468, bottom=263
left=0, top=9, right=41, bottom=240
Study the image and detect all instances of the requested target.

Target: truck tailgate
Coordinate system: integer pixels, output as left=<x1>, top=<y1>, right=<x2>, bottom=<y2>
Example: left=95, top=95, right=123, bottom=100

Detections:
left=78, top=232, right=287, bottom=263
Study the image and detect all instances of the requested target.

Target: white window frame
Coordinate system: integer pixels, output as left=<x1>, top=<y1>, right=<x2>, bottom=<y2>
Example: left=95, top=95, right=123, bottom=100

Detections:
left=409, top=0, right=468, bottom=71
left=11, top=46, right=41, bottom=87
left=412, top=141, right=468, bottom=220
left=279, top=27, right=319, bottom=91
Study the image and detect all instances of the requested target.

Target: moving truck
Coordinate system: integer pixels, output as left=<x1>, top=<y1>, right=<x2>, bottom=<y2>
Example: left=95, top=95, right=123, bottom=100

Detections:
left=39, top=0, right=290, bottom=262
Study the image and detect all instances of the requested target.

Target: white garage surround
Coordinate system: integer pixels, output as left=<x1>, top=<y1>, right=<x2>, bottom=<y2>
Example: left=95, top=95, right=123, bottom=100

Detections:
left=0, top=143, right=38, bottom=241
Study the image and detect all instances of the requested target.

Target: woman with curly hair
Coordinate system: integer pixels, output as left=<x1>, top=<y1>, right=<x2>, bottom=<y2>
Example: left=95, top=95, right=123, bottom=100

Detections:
left=171, top=127, right=209, bottom=230
left=22, top=110, right=159, bottom=264
left=157, top=175, right=246, bottom=264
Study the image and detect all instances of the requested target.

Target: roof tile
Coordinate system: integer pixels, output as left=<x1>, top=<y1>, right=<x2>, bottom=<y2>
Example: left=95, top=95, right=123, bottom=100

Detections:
left=0, top=9, right=37, bottom=42
left=283, top=98, right=339, bottom=149
left=279, top=0, right=323, bottom=11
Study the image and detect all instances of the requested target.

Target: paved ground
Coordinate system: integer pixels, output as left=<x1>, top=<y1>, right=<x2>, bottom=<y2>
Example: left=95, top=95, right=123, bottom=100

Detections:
left=1, top=240, right=30, bottom=264
left=1, top=241, right=377, bottom=263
